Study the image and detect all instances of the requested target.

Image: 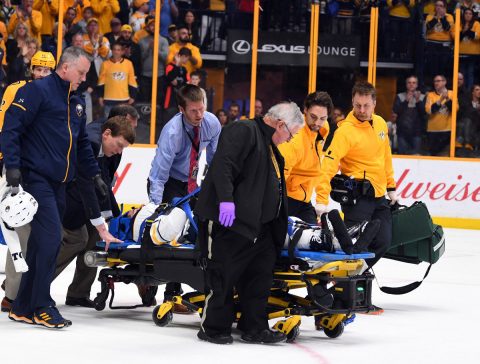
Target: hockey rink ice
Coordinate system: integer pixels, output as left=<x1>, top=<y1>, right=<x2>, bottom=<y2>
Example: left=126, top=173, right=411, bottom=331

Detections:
left=0, top=227, right=479, bottom=364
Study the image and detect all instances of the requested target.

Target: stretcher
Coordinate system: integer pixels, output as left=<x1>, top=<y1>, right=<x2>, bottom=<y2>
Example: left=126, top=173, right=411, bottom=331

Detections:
left=86, top=192, right=376, bottom=342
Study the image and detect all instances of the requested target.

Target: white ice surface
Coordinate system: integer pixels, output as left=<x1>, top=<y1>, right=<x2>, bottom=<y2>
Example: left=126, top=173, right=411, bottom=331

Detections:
left=0, top=228, right=479, bottom=364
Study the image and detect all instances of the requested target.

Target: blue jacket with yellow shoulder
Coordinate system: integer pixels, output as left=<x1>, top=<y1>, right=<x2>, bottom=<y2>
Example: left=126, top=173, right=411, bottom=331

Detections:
left=0, top=72, right=99, bottom=182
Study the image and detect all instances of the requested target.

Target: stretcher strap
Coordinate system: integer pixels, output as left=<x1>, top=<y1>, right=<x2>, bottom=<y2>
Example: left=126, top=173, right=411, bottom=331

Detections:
left=377, top=264, right=432, bottom=295
left=288, top=226, right=304, bottom=260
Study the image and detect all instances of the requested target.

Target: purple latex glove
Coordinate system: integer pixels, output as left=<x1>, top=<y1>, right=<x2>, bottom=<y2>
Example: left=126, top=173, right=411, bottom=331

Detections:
left=219, top=202, right=236, bottom=227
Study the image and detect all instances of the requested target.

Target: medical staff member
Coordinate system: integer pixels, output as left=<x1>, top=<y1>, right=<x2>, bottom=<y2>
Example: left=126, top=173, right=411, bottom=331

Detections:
left=148, top=84, right=221, bottom=312
left=278, top=91, right=332, bottom=223
left=316, top=81, right=397, bottom=279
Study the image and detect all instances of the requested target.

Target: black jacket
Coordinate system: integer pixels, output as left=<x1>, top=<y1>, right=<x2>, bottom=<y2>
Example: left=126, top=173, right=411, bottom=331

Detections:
left=63, top=120, right=121, bottom=230
left=195, top=118, right=288, bottom=249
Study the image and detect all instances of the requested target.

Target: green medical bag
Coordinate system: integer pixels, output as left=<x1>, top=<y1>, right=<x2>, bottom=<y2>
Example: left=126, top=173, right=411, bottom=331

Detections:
left=380, top=201, right=446, bottom=295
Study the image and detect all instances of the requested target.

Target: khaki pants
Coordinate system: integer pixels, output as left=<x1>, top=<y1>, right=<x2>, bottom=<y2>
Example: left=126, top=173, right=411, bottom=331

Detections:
left=54, top=223, right=100, bottom=299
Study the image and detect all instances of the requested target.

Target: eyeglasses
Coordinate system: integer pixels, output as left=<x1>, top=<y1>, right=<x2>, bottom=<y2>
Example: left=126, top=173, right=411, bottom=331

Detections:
left=282, top=121, right=294, bottom=141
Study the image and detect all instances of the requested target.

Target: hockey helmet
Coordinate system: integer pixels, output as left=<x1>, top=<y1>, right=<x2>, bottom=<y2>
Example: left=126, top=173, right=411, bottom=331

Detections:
left=0, top=186, right=38, bottom=227
left=150, top=207, right=189, bottom=245
left=132, top=202, right=158, bottom=242
left=31, top=51, right=56, bottom=70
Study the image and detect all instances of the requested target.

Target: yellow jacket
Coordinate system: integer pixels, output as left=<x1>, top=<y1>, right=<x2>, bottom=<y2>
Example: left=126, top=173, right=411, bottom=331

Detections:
left=33, top=0, right=59, bottom=36
left=278, top=122, right=329, bottom=204
left=0, top=21, right=7, bottom=42
left=98, top=58, right=138, bottom=101
left=0, top=80, right=28, bottom=131
left=82, top=33, right=110, bottom=59
left=132, top=28, right=149, bottom=44
left=0, top=39, right=6, bottom=66
left=63, top=0, right=91, bottom=23
left=460, top=21, right=480, bottom=55
left=0, top=79, right=27, bottom=159
left=316, top=111, right=396, bottom=205
left=7, top=8, right=43, bottom=43
left=426, top=14, right=455, bottom=42
left=387, top=0, right=414, bottom=18
left=425, top=90, right=454, bottom=132
left=210, top=0, right=226, bottom=10
left=90, top=0, right=120, bottom=35
left=166, top=42, right=203, bottom=75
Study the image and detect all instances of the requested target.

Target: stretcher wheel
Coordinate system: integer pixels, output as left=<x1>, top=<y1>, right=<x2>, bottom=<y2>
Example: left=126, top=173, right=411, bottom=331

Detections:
left=93, top=295, right=107, bottom=311
left=286, top=324, right=300, bottom=343
left=323, top=322, right=344, bottom=339
left=152, top=305, right=173, bottom=327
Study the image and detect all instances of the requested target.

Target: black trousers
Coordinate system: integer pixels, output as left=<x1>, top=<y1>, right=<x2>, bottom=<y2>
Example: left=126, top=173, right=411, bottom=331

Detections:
left=287, top=197, right=317, bottom=224
left=427, top=131, right=451, bottom=156
left=200, top=222, right=277, bottom=336
left=341, top=196, right=392, bottom=267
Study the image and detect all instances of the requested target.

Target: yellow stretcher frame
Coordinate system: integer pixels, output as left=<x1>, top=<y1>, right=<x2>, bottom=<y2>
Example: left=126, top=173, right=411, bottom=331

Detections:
left=144, top=257, right=370, bottom=341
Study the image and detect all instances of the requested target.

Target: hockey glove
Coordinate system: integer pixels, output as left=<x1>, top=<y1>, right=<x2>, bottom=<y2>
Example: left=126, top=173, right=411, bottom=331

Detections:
left=6, top=168, right=22, bottom=195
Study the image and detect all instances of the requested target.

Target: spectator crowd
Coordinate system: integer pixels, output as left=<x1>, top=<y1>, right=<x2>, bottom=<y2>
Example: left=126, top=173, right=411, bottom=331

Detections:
left=0, top=0, right=216, bottom=125
left=0, top=0, right=478, bottom=156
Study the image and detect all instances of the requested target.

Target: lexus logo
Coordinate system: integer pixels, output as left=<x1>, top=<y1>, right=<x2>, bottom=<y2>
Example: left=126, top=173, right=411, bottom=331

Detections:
left=232, top=40, right=251, bottom=55
left=141, top=105, right=151, bottom=114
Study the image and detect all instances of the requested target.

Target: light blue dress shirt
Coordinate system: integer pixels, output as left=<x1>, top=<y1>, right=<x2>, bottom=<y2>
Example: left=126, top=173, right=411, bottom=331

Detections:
left=148, top=111, right=221, bottom=204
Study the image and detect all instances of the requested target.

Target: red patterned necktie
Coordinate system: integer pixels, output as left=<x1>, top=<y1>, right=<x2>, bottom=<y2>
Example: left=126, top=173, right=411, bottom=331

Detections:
left=188, top=126, right=199, bottom=193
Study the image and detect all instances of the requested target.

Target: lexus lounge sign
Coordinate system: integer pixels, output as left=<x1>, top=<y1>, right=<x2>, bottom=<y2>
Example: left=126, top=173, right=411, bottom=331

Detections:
left=227, top=30, right=360, bottom=68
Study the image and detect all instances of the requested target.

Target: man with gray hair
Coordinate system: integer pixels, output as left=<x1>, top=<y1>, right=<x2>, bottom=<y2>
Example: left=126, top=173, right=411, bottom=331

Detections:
left=1, top=46, right=104, bottom=329
left=194, top=102, right=304, bottom=345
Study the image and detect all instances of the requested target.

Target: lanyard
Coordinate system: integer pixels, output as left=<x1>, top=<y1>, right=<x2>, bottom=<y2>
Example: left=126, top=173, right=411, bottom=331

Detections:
left=182, top=116, right=200, bottom=153
left=270, top=145, right=283, bottom=218
left=269, top=145, right=281, bottom=179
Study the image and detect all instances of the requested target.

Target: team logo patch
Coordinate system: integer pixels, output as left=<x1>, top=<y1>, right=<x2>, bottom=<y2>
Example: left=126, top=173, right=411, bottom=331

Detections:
left=379, top=131, right=386, bottom=140
left=113, top=72, right=126, bottom=81
left=76, top=104, right=83, bottom=117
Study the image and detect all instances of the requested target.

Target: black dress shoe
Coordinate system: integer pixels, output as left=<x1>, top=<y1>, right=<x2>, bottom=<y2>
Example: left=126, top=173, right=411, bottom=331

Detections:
left=241, top=329, right=286, bottom=344
left=65, top=296, right=95, bottom=308
left=197, top=329, right=233, bottom=345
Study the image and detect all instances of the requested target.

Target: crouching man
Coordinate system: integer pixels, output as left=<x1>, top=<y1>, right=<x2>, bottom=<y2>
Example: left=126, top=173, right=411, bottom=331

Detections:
left=53, top=116, right=135, bottom=308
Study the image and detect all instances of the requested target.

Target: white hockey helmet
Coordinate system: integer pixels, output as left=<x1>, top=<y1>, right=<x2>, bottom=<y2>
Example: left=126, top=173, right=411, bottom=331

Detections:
left=150, top=207, right=189, bottom=246
left=0, top=186, right=38, bottom=227
left=132, top=202, right=158, bottom=242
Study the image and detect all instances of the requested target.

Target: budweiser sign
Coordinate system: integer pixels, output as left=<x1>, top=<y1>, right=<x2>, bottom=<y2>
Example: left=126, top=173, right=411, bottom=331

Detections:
left=112, top=148, right=480, bottom=221
left=396, top=168, right=480, bottom=202
left=392, top=158, right=480, bottom=219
